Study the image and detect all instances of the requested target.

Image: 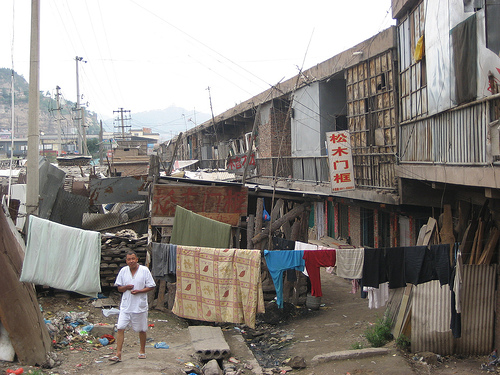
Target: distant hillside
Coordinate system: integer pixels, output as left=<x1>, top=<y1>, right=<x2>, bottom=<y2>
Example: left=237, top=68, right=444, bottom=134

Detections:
left=131, top=106, right=211, bottom=139
left=0, top=68, right=99, bottom=137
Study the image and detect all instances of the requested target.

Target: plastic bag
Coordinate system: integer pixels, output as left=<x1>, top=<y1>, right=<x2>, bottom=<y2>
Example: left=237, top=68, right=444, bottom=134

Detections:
left=262, top=200, right=270, bottom=222
left=154, top=342, right=170, bottom=349
left=414, top=35, right=424, bottom=62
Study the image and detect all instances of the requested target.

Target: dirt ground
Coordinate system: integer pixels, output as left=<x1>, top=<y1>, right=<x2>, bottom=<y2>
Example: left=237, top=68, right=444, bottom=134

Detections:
left=0, top=270, right=494, bottom=375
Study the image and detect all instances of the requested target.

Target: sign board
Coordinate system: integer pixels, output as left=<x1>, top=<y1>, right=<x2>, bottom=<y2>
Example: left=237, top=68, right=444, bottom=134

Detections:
left=152, top=185, right=248, bottom=226
left=326, top=131, right=355, bottom=192
left=227, top=153, right=256, bottom=174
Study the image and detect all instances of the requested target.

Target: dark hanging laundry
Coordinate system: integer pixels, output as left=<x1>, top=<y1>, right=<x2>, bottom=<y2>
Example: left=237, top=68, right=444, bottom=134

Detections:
left=151, top=242, right=177, bottom=283
left=363, top=244, right=451, bottom=289
left=362, top=248, right=387, bottom=288
left=385, top=247, right=406, bottom=289
left=404, top=246, right=428, bottom=285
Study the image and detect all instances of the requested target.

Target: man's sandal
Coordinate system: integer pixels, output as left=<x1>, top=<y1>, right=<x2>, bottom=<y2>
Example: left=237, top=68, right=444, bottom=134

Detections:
left=138, top=353, right=146, bottom=359
left=108, top=356, right=121, bottom=362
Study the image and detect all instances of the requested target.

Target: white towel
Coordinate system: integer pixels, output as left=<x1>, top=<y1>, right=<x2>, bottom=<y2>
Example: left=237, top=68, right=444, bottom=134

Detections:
left=334, top=248, right=364, bottom=279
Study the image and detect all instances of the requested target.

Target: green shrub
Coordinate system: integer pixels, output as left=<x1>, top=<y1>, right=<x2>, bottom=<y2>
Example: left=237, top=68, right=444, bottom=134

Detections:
left=395, top=334, right=411, bottom=351
left=364, top=318, right=393, bottom=347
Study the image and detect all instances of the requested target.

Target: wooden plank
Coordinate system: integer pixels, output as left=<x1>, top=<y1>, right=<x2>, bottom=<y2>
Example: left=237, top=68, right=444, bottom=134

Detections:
left=151, top=217, right=174, bottom=226
left=439, top=204, right=455, bottom=263
left=422, top=217, right=437, bottom=245
left=247, top=214, right=255, bottom=249
left=155, top=280, right=167, bottom=311
left=393, top=285, right=412, bottom=338
left=252, top=203, right=308, bottom=244
left=478, top=226, right=500, bottom=265
left=474, top=219, right=486, bottom=264
left=469, top=219, right=483, bottom=265
left=0, top=208, right=51, bottom=365
left=270, top=199, right=284, bottom=223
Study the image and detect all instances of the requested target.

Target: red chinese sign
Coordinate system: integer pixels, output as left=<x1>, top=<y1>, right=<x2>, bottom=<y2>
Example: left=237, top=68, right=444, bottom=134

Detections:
left=326, top=131, right=355, bottom=192
left=152, top=185, right=248, bottom=226
left=227, top=153, right=256, bottom=174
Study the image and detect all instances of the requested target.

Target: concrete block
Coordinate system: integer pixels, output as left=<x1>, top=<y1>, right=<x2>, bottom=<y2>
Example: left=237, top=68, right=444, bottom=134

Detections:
left=189, top=326, right=230, bottom=360
left=90, top=324, right=115, bottom=338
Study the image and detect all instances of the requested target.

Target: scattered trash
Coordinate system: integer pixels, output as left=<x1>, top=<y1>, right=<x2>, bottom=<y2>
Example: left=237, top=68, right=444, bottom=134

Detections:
left=228, top=357, right=240, bottom=364
left=101, top=334, right=115, bottom=344
left=157, top=319, right=168, bottom=322
left=154, top=342, right=169, bottom=349
left=82, top=324, right=93, bottom=332
left=98, top=338, right=109, bottom=346
left=102, top=308, right=120, bottom=317
left=5, top=368, right=23, bottom=375
left=148, top=323, right=155, bottom=327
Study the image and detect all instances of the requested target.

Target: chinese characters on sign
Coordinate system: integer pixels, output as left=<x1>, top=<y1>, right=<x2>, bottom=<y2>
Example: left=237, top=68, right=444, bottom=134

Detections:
left=326, top=131, right=355, bottom=192
left=227, top=153, right=256, bottom=174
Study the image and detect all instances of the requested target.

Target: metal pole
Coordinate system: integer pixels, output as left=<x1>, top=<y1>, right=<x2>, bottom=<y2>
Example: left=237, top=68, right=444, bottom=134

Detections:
left=81, top=107, right=87, bottom=155
left=75, top=56, right=84, bottom=154
left=55, top=85, right=62, bottom=155
left=26, top=0, right=40, bottom=217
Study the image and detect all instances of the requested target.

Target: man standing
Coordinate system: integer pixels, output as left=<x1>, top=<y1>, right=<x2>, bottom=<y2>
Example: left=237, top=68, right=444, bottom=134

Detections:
left=109, top=251, right=156, bottom=362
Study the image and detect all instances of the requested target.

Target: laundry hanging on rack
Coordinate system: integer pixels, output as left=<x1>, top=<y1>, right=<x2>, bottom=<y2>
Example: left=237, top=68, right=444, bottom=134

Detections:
left=151, top=243, right=177, bottom=282
left=334, top=248, right=364, bottom=279
left=303, top=249, right=336, bottom=297
left=170, top=205, right=231, bottom=248
left=20, top=215, right=101, bottom=297
left=264, top=250, right=305, bottom=308
left=363, top=282, right=389, bottom=309
left=362, top=245, right=451, bottom=289
left=172, top=245, right=264, bottom=328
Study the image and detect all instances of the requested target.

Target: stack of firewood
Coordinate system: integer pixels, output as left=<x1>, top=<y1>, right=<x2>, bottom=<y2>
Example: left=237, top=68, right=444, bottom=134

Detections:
left=100, top=233, right=148, bottom=287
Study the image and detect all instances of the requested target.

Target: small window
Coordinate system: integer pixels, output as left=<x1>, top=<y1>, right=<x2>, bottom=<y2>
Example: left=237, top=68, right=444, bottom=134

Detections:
left=376, top=73, right=387, bottom=91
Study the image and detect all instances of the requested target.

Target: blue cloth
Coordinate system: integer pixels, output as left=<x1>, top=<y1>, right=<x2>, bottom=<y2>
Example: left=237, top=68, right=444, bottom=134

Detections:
left=264, top=250, right=305, bottom=308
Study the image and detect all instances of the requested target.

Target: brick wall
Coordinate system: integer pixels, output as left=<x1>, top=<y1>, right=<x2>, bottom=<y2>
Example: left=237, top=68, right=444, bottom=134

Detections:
left=349, top=204, right=361, bottom=247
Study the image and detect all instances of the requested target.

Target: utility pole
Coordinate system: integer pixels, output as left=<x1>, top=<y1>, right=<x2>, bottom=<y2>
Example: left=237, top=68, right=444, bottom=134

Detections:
left=99, top=120, right=103, bottom=166
left=26, top=0, right=40, bottom=217
left=81, top=107, right=88, bottom=155
left=75, top=56, right=86, bottom=154
left=113, top=108, right=131, bottom=145
left=206, top=86, right=219, bottom=151
left=53, top=86, right=63, bottom=155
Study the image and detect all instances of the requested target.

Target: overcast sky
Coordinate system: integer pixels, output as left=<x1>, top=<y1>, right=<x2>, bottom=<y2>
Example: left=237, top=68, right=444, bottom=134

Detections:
left=0, top=0, right=394, bottom=133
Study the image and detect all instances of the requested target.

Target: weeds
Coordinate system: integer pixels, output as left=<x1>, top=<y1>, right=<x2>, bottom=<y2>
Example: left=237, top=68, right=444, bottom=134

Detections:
left=364, top=318, right=393, bottom=347
left=396, top=334, right=411, bottom=351
left=350, top=341, right=364, bottom=350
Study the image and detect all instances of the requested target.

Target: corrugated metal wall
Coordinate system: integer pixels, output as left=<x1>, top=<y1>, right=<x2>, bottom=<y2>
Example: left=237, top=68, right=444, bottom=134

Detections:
left=399, top=101, right=488, bottom=164
left=455, top=265, right=496, bottom=354
left=412, top=280, right=454, bottom=354
left=412, top=265, right=496, bottom=355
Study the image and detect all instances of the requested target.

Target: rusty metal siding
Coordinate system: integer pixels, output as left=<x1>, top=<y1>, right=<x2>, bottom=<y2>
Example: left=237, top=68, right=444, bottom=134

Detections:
left=412, top=280, right=454, bottom=355
left=412, top=265, right=496, bottom=355
left=455, top=265, right=496, bottom=354
left=399, top=101, right=488, bottom=163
